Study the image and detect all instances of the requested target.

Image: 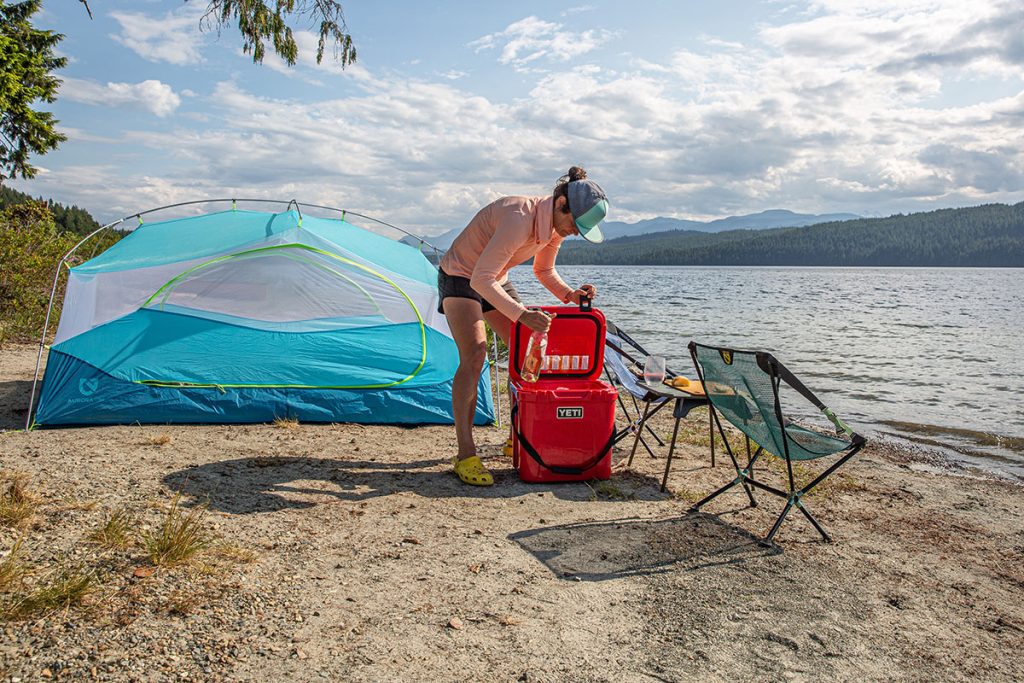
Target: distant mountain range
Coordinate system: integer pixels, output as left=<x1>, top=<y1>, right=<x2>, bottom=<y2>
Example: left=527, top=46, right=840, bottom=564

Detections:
left=555, top=202, right=1024, bottom=267
left=599, top=209, right=861, bottom=240
left=403, top=209, right=860, bottom=251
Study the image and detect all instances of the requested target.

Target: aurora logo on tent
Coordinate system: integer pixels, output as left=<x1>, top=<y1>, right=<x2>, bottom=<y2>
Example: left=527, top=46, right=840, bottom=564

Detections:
left=78, top=378, right=99, bottom=396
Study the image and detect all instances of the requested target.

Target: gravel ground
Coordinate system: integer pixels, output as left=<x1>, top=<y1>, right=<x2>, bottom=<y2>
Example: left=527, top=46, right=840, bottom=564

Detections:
left=1, top=343, right=1022, bottom=682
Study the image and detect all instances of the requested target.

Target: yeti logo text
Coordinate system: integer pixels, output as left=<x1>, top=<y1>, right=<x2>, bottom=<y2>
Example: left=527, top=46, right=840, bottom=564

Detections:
left=556, top=407, right=583, bottom=419
left=78, top=378, right=99, bottom=396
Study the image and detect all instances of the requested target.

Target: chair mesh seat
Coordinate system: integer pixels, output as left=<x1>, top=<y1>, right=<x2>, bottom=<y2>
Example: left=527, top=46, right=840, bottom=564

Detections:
left=784, top=424, right=852, bottom=460
left=699, top=350, right=853, bottom=461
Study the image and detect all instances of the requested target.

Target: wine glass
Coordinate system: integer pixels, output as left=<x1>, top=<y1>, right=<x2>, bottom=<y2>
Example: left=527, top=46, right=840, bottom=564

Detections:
left=643, top=355, right=666, bottom=386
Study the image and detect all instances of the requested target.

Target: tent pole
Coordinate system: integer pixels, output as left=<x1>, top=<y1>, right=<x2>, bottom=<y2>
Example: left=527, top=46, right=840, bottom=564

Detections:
left=59, top=198, right=445, bottom=254
left=25, top=260, right=66, bottom=430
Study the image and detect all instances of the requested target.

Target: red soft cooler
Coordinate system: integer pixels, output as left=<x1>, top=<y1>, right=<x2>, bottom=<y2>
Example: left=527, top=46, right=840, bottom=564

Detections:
left=509, top=300, right=618, bottom=483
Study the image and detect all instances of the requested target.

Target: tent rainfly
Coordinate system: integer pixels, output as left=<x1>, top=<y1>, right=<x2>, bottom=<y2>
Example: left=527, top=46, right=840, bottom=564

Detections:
left=29, top=202, right=495, bottom=426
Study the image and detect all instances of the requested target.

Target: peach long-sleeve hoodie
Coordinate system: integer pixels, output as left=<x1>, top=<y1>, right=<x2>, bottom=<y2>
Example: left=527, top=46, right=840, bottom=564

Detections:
left=439, top=195, right=575, bottom=321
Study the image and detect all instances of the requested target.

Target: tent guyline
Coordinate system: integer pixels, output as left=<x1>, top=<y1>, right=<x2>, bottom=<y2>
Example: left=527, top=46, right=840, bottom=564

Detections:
left=26, top=200, right=493, bottom=431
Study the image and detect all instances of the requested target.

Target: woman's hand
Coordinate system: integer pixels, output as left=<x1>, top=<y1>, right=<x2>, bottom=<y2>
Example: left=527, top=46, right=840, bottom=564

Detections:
left=519, top=310, right=555, bottom=333
left=567, top=284, right=597, bottom=304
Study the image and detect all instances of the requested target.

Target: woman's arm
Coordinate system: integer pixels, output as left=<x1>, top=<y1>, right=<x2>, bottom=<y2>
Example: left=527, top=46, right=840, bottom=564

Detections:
left=532, top=238, right=575, bottom=303
left=469, top=216, right=532, bottom=321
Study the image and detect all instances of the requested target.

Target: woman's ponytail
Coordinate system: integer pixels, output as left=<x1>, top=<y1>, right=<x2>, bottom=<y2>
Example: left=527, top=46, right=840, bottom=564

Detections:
left=557, top=166, right=587, bottom=188
left=553, top=165, right=587, bottom=207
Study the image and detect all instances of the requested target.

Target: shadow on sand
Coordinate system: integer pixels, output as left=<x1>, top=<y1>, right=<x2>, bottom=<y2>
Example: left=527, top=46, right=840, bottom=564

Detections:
left=0, top=380, right=32, bottom=431
left=510, top=512, right=780, bottom=581
left=163, top=455, right=670, bottom=514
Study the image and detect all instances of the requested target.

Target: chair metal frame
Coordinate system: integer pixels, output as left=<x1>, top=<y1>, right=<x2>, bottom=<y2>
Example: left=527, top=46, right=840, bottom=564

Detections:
left=686, top=341, right=866, bottom=546
left=604, top=332, right=667, bottom=457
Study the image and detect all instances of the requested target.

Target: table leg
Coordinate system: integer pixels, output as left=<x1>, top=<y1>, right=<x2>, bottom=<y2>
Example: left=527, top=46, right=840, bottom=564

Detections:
left=660, top=416, right=683, bottom=492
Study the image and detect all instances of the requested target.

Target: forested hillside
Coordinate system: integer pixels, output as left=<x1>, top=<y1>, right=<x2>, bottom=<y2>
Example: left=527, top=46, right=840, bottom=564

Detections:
left=0, top=186, right=102, bottom=236
left=558, top=202, right=1024, bottom=267
left=0, top=187, right=122, bottom=344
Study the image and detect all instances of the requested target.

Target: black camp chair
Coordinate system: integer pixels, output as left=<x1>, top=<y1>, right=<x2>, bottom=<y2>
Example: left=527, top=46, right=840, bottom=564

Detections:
left=603, top=322, right=712, bottom=479
left=603, top=322, right=668, bottom=457
left=685, top=341, right=866, bottom=546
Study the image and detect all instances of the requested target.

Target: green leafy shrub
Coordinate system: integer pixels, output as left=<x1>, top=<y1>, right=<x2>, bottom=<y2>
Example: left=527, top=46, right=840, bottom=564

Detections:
left=0, top=199, right=121, bottom=346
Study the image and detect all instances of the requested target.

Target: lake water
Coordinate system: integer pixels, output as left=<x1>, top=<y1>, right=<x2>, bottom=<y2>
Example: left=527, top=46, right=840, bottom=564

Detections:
left=510, top=265, right=1024, bottom=481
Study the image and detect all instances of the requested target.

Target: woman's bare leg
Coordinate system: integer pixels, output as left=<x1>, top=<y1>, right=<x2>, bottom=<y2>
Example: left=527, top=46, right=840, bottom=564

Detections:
left=442, top=297, right=489, bottom=460
left=483, top=310, right=513, bottom=348
left=484, top=310, right=516, bottom=449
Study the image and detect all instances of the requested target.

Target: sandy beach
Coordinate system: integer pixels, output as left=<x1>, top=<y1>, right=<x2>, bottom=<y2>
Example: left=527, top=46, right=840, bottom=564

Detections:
left=1, top=342, right=1022, bottom=682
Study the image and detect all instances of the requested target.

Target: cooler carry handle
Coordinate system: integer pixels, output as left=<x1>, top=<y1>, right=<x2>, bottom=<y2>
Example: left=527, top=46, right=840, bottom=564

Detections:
left=548, top=389, right=593, bottom=400
left=510, top=403, right=614, bottom=476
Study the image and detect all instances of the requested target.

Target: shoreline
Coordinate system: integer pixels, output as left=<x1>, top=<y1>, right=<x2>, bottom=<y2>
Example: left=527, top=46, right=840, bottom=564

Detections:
left=2, top=343, right=1023, bottom=682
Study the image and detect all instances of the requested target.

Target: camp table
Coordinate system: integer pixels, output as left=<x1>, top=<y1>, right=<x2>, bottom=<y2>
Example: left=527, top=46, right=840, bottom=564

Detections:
left=624, top=380, right=712, bottom=491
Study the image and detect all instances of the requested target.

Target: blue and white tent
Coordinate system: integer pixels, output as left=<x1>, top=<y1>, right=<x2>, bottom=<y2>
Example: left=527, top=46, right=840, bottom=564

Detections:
left=31, top=203, right=494, bottom=426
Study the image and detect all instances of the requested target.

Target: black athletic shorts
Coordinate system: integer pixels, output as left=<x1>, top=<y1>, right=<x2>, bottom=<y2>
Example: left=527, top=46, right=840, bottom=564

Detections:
left=437, top=268, right=521, bottom=315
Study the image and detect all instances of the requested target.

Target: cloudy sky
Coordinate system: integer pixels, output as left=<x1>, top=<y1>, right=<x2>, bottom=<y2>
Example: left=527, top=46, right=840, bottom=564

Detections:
left=11, top=0, right=1024, bottom=236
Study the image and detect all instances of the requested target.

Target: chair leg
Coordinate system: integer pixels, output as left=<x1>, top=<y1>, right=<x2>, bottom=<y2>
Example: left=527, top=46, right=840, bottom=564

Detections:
left=709, top=407, right=757, bottom=508
left=626, top=401, right=652, bottom=467
left=690, top=475, right=744, bottom=512
left=636, top=434, right=657, bottom=459
left=659, top=418, right=682, bottom=492
left=645, top=421, right=666, bottom=448
left=630, top=395, right=665, bottom=447
left=762, top=501, right=794, bottom=546
left=709, top=408, right=715, bottom=468
left=796, top=501, right=831, bottom=542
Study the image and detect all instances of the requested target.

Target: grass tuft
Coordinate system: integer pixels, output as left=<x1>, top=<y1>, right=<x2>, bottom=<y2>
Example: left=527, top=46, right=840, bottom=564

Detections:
left=209, top=543, right=258, bottom=564
left=88, top=508, right=136, bottom=550
left=143, top=492, right=213, bottom=567
left=0, top=474, right=40, bottom=528
left=143, top=433, right=172, bottom=446
left=273, top=417, right=300, bottom=430
left=3, top=563, right=98, bottom=620
left=587, top=479, right=634, bottom=501
left=0, top=539, right=30, bottom=593
left=164, top=588, right=201, bottom=616
left=669, top=486, right=704, bottom=504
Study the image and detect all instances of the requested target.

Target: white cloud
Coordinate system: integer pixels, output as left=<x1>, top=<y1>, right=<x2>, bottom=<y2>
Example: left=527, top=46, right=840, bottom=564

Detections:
left=109, top=4, right=207, bottom=66
left=55, top=127, right=119, bottom=144
left=470, top=16, right=614, bottom=69
left=60, top=77, right=182, bottom=118
left=764, top=0, right=1022, bottom=80
left=27, top=2, right=1024, bottom=230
